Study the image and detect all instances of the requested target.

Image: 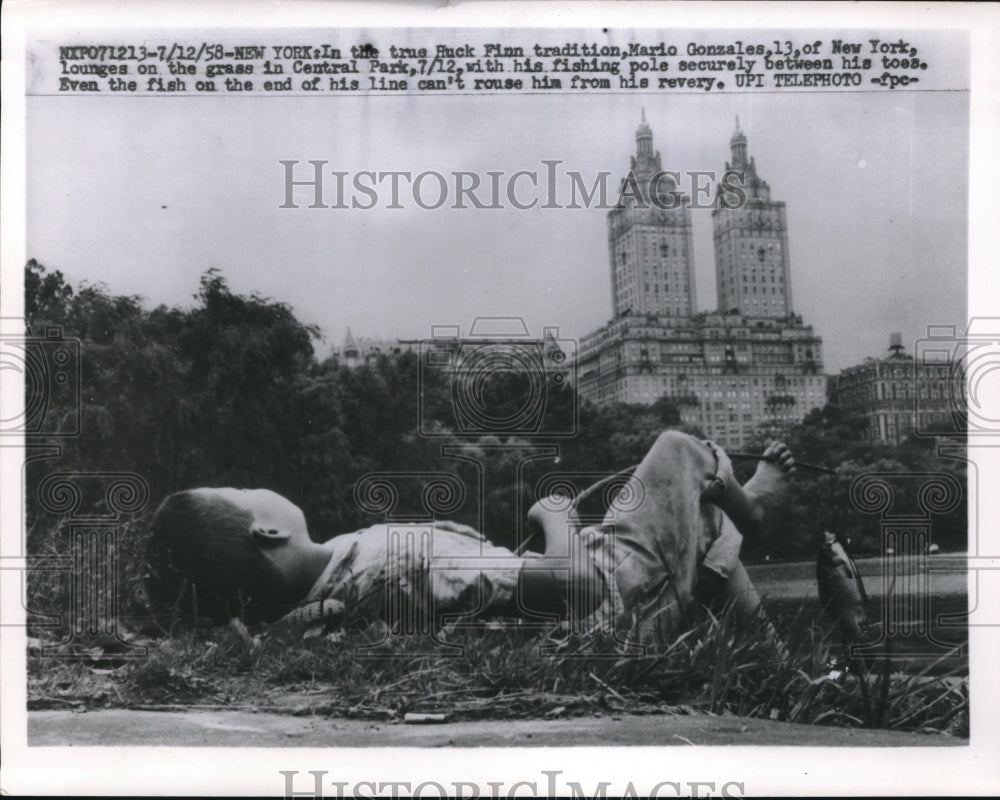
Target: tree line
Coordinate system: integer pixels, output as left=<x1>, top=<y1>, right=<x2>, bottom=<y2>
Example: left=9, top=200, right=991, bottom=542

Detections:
left=24, top=260, right=966, bottom=561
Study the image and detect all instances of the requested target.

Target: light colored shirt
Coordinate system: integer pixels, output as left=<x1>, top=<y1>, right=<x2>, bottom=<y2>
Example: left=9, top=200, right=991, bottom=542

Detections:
left=303, top=521, right=524, bottom=628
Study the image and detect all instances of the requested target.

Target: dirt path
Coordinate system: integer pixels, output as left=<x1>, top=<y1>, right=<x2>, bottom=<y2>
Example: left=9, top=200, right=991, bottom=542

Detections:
left=28, top=708, right=963, bottom=747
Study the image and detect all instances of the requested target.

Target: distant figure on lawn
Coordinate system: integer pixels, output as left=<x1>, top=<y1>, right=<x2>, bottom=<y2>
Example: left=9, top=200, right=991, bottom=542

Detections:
left=147, top=431, right=795, bottom=650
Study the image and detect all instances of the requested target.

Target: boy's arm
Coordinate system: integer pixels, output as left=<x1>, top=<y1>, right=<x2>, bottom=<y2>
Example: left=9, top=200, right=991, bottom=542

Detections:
left=521, top=497, right=606, bottom=619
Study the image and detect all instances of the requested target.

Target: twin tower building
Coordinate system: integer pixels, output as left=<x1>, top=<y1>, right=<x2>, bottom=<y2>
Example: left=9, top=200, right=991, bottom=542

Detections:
left=577, top=113, right=827, bottom=447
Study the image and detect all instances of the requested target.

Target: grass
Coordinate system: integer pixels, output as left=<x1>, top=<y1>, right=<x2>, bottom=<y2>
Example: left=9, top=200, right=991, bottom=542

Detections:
left=27, top=602, right=969, bottom=738
left=24, top=516, right=968, bottom=738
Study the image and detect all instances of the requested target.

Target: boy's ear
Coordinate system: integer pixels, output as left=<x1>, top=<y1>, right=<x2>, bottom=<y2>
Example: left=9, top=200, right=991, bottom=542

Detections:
left=251, top=527, right=292, bottom=548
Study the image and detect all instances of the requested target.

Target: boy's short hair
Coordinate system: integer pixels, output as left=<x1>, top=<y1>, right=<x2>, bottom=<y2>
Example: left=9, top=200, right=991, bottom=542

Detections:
left=146, top=490, right=287, bottom=624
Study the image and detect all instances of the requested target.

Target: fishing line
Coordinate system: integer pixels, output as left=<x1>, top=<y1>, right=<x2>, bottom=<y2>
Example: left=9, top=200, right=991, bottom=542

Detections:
left=518, top=450, right=835, bottom=555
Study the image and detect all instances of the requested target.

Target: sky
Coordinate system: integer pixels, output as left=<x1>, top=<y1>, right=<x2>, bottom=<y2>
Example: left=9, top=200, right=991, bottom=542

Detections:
left=26, top=31, right=969, bottom=374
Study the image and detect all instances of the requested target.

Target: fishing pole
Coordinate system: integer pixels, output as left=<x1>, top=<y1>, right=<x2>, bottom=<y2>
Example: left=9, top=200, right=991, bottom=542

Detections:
left=515, top=467, right=637, bottom=555
left=542, top=451, right=834, bottom=526
left=576, top=451, right=837, bottom=504
left=516, top=451, right=836, bottom=555
left=728, top=452, right=837, bottom=475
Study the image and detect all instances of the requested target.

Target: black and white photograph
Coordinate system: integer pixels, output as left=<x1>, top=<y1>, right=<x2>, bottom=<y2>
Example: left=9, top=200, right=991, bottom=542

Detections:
left=2, top=1, right=999, bottom=796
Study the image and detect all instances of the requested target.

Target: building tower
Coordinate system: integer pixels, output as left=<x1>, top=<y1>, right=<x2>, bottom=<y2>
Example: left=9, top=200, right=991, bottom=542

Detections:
left=712, top=118, right=794, bottom=318
left=342, top=327, right=359, bottom=368
left=607, top=111, right=697, bottom=318
left=577, top=113, right=827, bottom=445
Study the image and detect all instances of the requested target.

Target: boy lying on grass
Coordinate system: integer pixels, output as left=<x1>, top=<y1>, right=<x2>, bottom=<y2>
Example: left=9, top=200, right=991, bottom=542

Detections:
left=147, top=430, right=795, bottom=651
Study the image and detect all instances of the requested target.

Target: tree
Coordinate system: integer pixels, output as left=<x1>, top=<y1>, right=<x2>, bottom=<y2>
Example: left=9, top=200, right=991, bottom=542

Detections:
left=24, top=259, right=74, bottom=326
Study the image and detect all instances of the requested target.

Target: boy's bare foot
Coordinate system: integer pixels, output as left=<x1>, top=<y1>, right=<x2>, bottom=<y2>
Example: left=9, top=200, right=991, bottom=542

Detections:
left=702, top=441, right=795, bottom=540
left=741, top=441, right=796, bottom=533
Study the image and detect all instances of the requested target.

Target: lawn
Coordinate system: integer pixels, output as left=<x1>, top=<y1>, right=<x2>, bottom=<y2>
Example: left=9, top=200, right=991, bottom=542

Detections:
left=27, top=553, right=969, bottom=739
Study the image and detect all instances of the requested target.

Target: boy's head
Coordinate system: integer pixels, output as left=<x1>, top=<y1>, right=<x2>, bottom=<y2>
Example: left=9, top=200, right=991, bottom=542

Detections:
left=146, top=488, right=316, bottom=624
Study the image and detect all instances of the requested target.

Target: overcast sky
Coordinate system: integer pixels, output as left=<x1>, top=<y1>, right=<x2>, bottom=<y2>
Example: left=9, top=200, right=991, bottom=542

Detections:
left=27, top=31, right=968, bottom=373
